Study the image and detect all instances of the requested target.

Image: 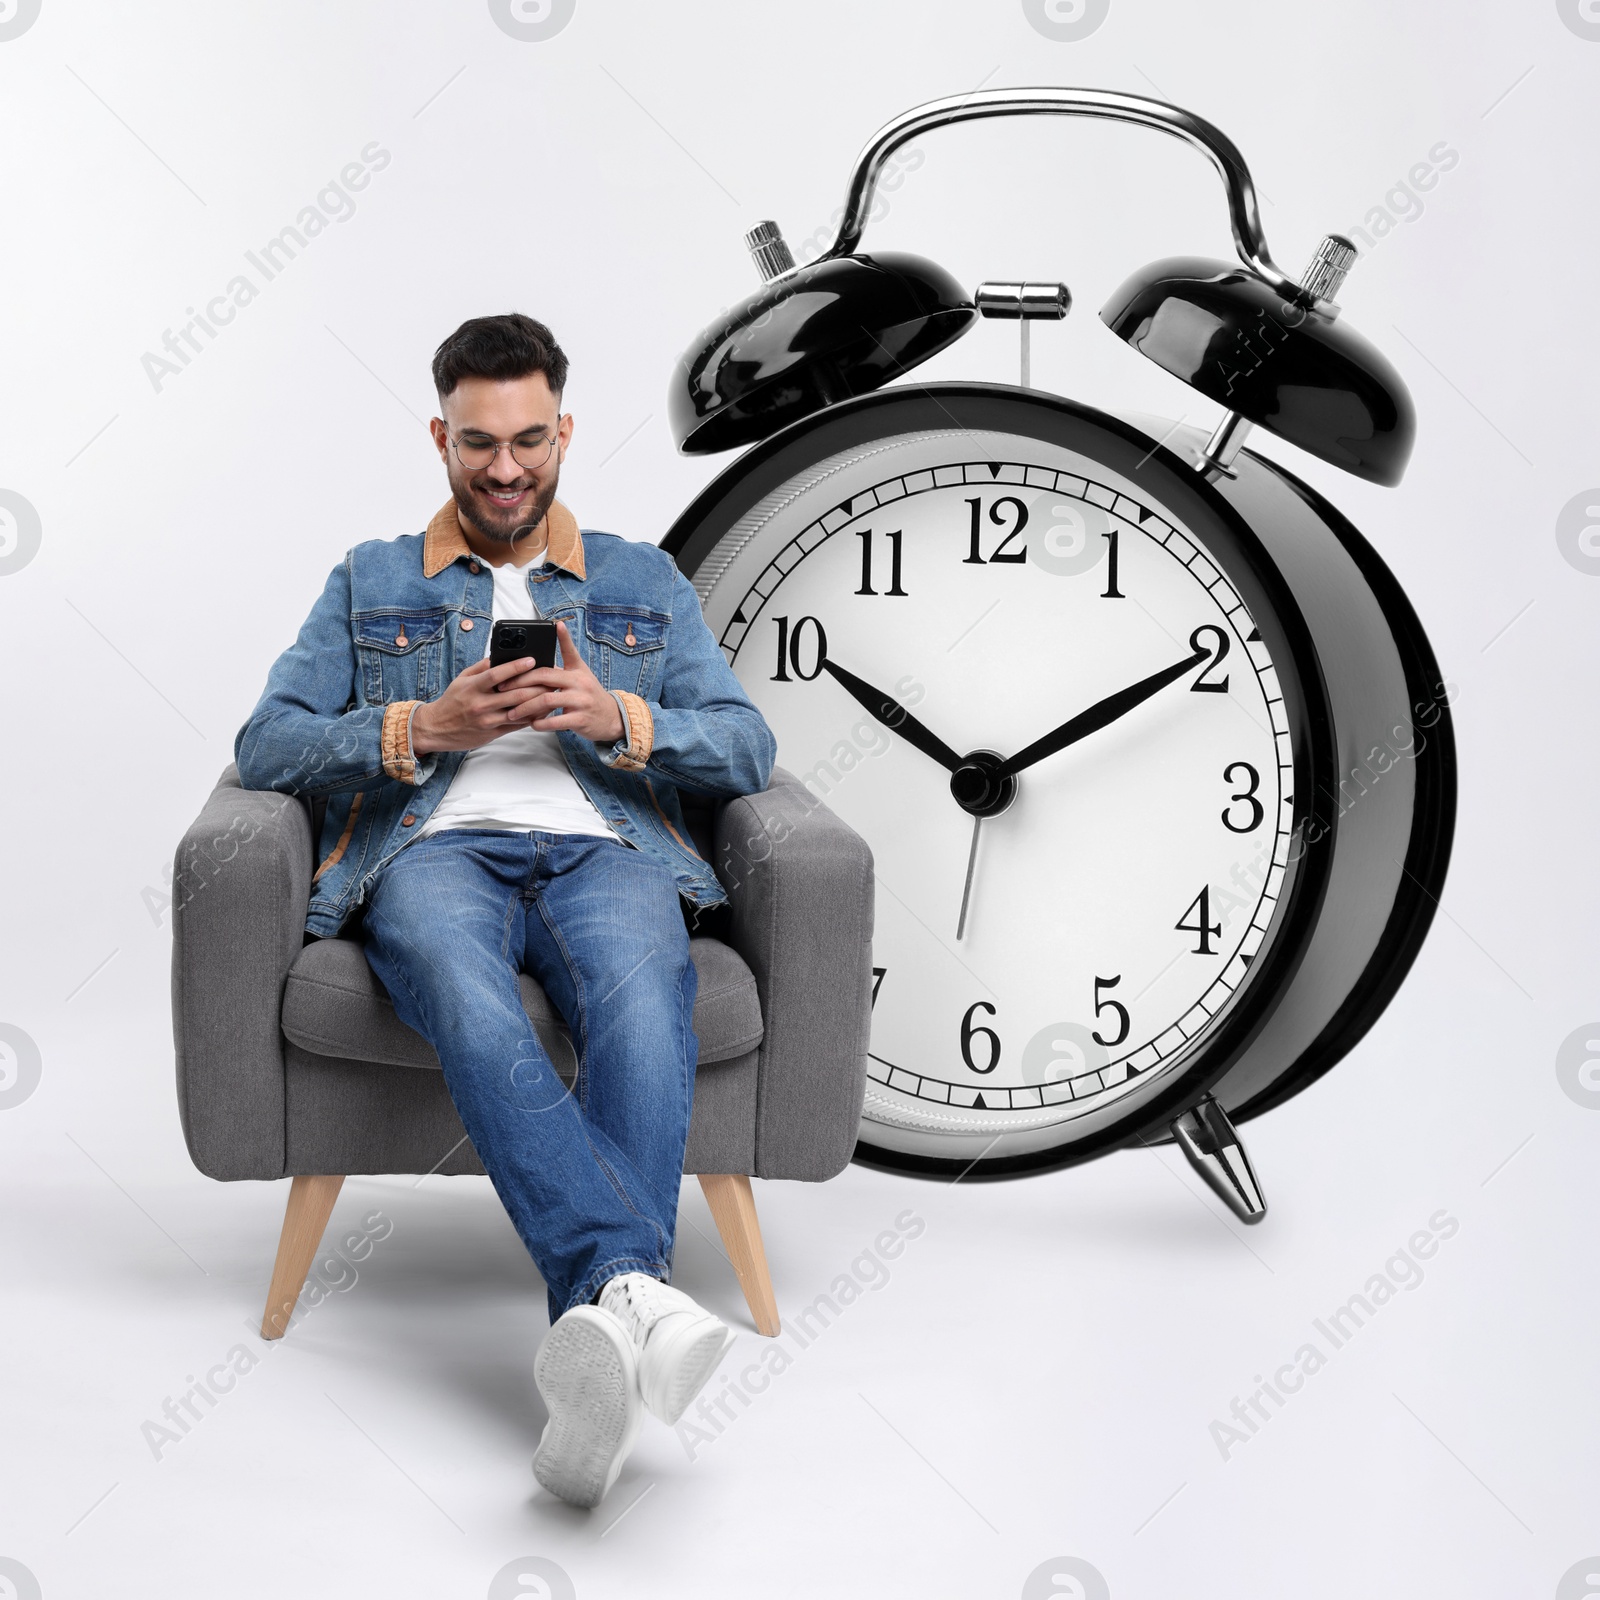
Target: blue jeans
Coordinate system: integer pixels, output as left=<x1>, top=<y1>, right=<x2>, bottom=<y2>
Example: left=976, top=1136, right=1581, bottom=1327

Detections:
left=362, top=829, right=698, bottom=1325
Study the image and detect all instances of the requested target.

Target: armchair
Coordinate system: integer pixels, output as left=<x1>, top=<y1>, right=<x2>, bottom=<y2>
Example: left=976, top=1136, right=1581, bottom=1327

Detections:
left=170, top=765, right=873, bottom=1340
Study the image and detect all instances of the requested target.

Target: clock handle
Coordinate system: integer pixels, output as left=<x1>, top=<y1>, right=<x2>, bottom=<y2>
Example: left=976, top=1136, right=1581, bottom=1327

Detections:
left=818, top=87, right=1305, bottom=304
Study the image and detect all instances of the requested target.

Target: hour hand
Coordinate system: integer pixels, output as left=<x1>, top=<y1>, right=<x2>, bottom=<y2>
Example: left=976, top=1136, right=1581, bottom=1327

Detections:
left=819, top=658, right=963, bottom=774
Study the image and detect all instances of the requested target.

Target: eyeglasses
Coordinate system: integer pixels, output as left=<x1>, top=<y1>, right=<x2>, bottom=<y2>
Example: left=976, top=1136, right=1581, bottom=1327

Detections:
left=448, top=420, right=565, bottom=472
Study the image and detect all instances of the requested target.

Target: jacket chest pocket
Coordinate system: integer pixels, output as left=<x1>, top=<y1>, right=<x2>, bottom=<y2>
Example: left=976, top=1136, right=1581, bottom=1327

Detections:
left=584, top=605, right=669, bottom=694
left=353, top=609, right=449, bottom=704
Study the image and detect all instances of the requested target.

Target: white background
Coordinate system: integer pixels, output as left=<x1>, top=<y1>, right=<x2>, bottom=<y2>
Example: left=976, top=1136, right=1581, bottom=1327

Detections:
left=1, top=2, right=1596, bottom=1597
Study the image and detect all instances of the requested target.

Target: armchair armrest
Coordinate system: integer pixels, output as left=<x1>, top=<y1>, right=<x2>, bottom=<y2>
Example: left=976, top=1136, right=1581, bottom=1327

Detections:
left=715, top=767, right=874, bottom=1181
left=171, top=764, right=312, bottom=1180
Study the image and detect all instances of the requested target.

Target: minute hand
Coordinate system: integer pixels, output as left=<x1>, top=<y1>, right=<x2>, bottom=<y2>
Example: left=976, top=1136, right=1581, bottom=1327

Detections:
left=995, top=647, right=1207, bottom=781
left=820, top=658, right=964, bottom=774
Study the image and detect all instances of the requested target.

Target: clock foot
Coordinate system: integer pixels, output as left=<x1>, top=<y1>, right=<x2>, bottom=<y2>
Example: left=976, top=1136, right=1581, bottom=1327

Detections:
left=1170, top=1096, right=1266, bottom=1223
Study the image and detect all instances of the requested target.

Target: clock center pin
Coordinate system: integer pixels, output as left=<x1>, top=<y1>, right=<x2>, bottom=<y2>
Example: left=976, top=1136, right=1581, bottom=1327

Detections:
left=949, top=750, right=1016, bottom=819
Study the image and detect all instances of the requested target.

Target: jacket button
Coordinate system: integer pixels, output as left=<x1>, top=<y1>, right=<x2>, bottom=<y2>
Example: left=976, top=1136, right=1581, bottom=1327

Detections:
left=394, top=633, right=408, bottom=648
left=461, top=618, right=474, bottom=631
left=469, top=562, right=481, bottom=574
left=401, top=814, right=416, bottom=827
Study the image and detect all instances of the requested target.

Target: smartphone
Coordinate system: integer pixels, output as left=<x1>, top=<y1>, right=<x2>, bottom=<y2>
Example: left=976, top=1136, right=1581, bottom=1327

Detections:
left=489, top=619, right=558, bottom=670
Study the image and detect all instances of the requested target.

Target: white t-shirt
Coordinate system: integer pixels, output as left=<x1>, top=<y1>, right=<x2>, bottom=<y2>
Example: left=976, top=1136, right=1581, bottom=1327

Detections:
left=417, top=556, right=621, bottom=841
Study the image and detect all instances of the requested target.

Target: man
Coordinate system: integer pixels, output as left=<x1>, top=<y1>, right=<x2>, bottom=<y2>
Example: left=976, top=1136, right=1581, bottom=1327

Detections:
left=235, top=313, right=777, bottom=1508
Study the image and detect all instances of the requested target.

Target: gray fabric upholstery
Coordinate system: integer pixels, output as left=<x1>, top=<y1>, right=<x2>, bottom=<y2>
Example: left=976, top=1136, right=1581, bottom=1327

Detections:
left=284, top=1042, right=493, bottom=1178
left=716, top=769, right=875, bottom=1181
left=282, top=936, right=762, bottom=1072
left=172, top=774, right=310, bottom=1180
left=282, top=1041, right=760, bottom=1178
left=172, top=763, right=872, bottom=1186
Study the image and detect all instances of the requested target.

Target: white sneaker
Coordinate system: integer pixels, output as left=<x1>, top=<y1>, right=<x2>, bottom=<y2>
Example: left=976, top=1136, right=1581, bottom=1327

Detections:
left=597, top=1272, right=733, bottom=1425
left=531, top=1304, right=644, bottom=1509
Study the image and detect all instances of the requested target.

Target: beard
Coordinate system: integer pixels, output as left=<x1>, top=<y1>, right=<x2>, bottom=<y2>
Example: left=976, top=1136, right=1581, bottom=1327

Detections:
left=448, top=460, right=561, bottom=550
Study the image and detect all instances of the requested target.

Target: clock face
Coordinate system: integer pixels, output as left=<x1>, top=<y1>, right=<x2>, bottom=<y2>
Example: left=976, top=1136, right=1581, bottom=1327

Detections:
left=689, top=421, right=1306, bottom=1165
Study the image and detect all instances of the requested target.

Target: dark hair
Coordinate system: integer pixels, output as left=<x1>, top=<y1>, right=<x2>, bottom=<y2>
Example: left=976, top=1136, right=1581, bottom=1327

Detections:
left=431, top=312, right=569, bottom=399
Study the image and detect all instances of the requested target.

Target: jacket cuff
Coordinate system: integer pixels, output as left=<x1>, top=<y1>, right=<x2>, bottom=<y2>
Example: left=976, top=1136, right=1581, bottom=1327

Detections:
left=381, top=701, right=423, bottom=784
left=603, top=689, right=654, bottom=773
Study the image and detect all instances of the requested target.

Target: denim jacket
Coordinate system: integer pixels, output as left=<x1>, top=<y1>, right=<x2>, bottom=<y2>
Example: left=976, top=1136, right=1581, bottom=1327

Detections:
left=235, top=498, right=777, bottom=936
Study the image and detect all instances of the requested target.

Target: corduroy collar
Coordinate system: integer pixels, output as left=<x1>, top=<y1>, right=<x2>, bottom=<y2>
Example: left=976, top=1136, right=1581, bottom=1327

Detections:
left=421, top=496, right=585, bottom=580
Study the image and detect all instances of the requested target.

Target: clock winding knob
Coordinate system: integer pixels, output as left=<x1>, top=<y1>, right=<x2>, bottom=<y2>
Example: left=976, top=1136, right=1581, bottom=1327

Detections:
left=1299, top=232, right=1357, bottom=309
left=744, top=220, right=797, bottom=284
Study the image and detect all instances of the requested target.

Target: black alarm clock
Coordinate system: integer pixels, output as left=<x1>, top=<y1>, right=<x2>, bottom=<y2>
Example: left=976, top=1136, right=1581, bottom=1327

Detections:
left=662, top=89, right=1455, bottom=1220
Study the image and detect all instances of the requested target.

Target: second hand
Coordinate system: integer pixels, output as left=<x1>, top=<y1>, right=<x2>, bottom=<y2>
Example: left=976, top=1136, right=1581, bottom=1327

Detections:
left=956, top=814, right=982, bottom=941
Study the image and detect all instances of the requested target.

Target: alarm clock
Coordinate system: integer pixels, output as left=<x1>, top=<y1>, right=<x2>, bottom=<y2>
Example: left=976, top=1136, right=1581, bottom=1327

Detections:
left=662, top=89, right=1455, bottom=1219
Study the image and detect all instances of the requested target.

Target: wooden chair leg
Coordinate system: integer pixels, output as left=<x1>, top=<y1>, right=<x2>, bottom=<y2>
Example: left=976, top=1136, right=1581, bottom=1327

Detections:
left=697, top=1173, right=780, bottom=1336
left=261, top=1174, right=346, bottom=1340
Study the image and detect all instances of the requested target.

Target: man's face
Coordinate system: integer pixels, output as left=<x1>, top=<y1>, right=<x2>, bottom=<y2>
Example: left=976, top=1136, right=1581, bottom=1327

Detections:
left=430, top=373, right=574, bottom=548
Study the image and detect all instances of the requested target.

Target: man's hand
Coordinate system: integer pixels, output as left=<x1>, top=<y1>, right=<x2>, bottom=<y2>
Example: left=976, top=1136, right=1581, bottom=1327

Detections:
left=505, top=619, right=626, bottom=743
left=409, top=618, right=625, bottom=755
